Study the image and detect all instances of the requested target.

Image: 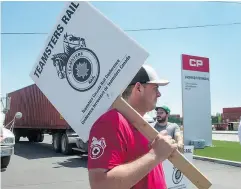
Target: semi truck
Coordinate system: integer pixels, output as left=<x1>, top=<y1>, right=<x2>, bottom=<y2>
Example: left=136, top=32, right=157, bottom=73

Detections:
left=3, top=84, right=156, bottom=156
left=3, top=84, right=88, bottom=155
left=1, top=94, right=22, bottom=171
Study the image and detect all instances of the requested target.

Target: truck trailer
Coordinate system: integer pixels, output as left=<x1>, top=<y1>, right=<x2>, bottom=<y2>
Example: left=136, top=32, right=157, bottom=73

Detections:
left=4, top=84, right=155, bottom=156
left=4, top=84, right=88, bottom=155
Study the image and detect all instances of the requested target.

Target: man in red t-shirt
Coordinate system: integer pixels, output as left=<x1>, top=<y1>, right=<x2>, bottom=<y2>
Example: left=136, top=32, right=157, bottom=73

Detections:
left=88, top=64, right=177, bottom=189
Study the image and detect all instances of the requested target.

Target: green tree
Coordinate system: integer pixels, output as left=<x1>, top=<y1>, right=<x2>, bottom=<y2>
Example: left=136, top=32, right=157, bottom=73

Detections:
left=211, top=116, right=218, bottom=124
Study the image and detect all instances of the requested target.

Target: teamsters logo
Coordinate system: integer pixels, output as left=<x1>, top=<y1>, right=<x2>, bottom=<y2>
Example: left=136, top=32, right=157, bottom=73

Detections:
left=172, top=167, right=183, bottom=184
left=90, top=137, right=106, bottom=159
left=52, top=33, right=100, bottom=92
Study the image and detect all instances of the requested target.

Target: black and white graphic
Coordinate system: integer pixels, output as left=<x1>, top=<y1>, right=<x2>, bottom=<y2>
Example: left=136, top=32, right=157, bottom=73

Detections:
left=52, top=33, right=100, bottom=91
left=89, top=137, right=106, bottom=159
left=172, top=167, right=183, bottom=184
left=30, top=1, right=149, bottom=143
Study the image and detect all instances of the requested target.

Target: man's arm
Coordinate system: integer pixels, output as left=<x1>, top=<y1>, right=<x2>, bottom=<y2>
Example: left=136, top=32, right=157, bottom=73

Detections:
left=88, top=112, right=162, bottom=189
left=174, top=124, right=184, bottom=152
left=174, top=131, right=183, bottom=144
left=89, top=150, right=161, bottom=189
left=89, top=130, right=177, bottom=189
left=173, top=124, right=182, bottom=143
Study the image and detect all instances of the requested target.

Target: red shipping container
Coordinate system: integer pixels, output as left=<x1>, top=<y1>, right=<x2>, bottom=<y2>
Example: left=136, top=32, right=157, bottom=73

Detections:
left=223, top=107, right=241, bottom=113
left=222, top=112, right=241, bottom=122
left=4, top=84, right=70, bottom=130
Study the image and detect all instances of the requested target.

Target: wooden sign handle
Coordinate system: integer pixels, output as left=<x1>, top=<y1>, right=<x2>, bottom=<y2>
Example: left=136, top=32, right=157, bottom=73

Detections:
left=111, top=96, right=212, bottom=189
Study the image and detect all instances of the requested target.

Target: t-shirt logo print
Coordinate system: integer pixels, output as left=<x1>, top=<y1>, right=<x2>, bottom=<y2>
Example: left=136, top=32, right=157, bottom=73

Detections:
left=90, top=137, right=106, bottom=159
left=51, top=33, right=100, bottom=92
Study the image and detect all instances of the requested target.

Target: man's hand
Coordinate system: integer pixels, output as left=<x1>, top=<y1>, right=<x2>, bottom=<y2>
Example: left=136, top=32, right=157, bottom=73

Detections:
left=177, top=142, right=184, bottom=153
left=150, top=130, right=178, bottom=161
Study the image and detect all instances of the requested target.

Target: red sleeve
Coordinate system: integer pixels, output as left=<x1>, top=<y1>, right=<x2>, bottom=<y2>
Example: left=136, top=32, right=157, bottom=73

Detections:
left=87, top=111, right=127, bottom=170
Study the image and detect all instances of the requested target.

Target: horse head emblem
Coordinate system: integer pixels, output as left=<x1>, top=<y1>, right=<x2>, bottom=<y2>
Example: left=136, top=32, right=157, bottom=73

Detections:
left=63, top=33, right=86, bottom=55
left=52, top=53, right=68, bottom=79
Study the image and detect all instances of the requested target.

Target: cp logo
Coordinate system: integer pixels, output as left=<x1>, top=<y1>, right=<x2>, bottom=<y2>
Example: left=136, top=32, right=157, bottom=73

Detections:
left=189, top=59, right=203, bottom=67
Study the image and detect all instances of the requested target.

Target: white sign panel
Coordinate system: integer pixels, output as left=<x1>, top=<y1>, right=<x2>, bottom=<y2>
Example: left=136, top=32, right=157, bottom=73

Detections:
left=238, top=118, right=241, bottom=144
left=29, top=1, right=149, bottom=142
left=181, top=54, right=212, bottom=146
left=163, top=146, right=194, bottom=189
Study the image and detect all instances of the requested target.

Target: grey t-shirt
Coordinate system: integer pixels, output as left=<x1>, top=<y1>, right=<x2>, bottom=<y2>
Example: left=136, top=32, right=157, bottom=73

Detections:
left=154, top=122, right=180, bottom=139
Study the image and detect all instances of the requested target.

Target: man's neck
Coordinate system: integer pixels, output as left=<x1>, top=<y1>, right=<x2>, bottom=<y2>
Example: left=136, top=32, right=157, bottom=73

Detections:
left=156, top=121, right=167, bottom=126
left=125, top=98, right=146, bottom=116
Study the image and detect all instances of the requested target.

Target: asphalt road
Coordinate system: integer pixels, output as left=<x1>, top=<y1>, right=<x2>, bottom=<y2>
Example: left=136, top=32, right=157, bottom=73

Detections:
left=1, top=136, right=90, bottom=189
left=2, top=135, right=241, bottom=189
left=189, top=160, right=241, bottom=189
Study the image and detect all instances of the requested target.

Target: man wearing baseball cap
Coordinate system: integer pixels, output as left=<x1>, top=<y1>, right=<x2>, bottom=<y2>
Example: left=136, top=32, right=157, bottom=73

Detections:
left=88, top=64, right=177, bottom=189
left=154, top=106, right=184, bottom=153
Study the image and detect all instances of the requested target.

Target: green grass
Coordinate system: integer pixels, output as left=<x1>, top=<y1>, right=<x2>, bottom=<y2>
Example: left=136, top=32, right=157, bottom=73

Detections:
left=194, top=140, right=241, bottom=162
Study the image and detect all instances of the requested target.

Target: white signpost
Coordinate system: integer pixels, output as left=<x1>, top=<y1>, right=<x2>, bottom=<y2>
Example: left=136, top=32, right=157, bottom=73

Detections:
left=29, top=1, right=149, bottom=142
left=181, top=54, right=212, bottom=146
left=238, top=117, right=241, bottom=144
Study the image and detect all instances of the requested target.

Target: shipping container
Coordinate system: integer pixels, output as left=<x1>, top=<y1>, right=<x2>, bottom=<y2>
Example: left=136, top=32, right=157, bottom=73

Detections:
left=223, top=107, right=241, bottom=113
left=3, top=84, right=87, bottom=155
left=222, top=112, right=241, bottom=122
left=4, top=84, right=70, bottom=130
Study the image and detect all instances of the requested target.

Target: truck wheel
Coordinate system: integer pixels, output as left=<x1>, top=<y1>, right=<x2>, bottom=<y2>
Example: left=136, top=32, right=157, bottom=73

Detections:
left=27, top=135, right=35, bottom=142
left=61, top=134, right=73, bottom=155
left=15, top=135, right=20, bottom=143
left=35, top=133, right=44, bottom=142
left=52, top=133, right=62, bottom=153
left=13, top=129, right=20, bottom=143
left=1, top=156, right=11, bottom=169
left=39, top=134, right=44, bottom=142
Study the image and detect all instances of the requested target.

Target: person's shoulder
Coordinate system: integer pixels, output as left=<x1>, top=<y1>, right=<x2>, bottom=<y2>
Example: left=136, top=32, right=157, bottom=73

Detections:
left=167, top=122, right=179, bottom=128
left=91, top=109, right=129, bottom=130
left=98, top=109, right=127, bottom=123
left=153, top=121, right=159, bottom=128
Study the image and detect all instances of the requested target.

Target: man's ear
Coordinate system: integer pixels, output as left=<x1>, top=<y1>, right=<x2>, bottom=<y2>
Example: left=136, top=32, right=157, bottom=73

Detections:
left=134, top=82, right=142, bottom=92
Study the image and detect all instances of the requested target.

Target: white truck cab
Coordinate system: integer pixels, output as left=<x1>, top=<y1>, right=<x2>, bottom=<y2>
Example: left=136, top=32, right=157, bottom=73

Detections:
left=1, top=125, right=15, bottom=171
left=1, top=95, right=22, bottom=171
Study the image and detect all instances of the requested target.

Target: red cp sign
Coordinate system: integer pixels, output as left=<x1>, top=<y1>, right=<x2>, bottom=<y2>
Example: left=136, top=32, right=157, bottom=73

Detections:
left=189, top=59, right=203, bottom=67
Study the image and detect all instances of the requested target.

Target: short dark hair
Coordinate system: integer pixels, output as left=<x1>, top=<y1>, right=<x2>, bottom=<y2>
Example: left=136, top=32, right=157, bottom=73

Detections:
left=122, top=85, right=134, bottom=100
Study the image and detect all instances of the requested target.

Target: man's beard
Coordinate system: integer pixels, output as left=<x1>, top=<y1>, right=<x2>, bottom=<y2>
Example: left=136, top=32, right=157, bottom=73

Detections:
left=157, top=116, right=167, bottom=123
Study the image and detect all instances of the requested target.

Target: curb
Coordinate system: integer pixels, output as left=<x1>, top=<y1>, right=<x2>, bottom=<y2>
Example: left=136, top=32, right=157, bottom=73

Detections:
left=212, top=131, right=238, bottom=135
left=193, top=155, right=241, bottom=167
